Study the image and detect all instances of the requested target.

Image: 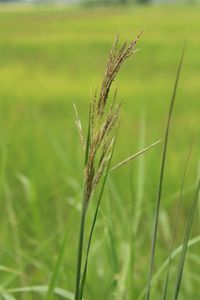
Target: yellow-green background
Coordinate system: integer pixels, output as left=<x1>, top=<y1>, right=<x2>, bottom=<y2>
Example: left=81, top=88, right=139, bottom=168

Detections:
left=0, top=4, right=199, bottom=300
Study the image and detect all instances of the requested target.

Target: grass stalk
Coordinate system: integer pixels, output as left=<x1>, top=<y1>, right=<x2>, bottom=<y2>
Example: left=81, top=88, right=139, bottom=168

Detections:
left=74, top=33, right=143, bottom=300
left=74, top=201, right=87, bottom=300
left=138, top=235, right=200, bottom=300
left=78, top=134, right=118, bottom=300
left=172, top=178, right=200, bottom=300
left=161, top=139, right=194, bottom=300
left=74, top=104, right=91, bottom=300
left=46, top=231, right=69, bottom=300
left=145, top=44, right=185, bottom=300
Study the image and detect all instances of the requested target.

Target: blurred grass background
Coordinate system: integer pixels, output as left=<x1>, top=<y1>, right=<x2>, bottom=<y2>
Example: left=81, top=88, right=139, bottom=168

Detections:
left=0, top=4, right=199, bottom=300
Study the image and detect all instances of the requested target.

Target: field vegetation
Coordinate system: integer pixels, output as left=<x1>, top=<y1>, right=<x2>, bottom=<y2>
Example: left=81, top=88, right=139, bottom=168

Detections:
left=0, top=4, right=199, bottom=300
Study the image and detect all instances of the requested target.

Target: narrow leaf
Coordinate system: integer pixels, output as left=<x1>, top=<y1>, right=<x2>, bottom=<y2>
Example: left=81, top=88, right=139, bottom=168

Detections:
left=4, top=286, right=74, bottom=300
left=161, top=140, right=193, bottom=300
left=145, top=45, right=185, bottom=300
left=138, top=235, right=200, bottom=300
left=1, top=293, right=16, bottom=300
left=172, top=179, right=200, bottom=300
left=46, top=232, right=68, bottom=300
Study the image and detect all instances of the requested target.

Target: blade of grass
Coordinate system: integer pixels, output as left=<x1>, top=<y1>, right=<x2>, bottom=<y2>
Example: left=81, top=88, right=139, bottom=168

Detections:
left=187, top=252, right=200, bottom=266
left=105, top=195, right=119, bottom=286
left=0, top=265, right=23, bottom=276
left=74, top=103, right=91, bottom=300
left=172, top=179, right=200, bottom=300
left=161, top=139, right=194, bottom=300
left=115, top=242, right=130, bottom=300
left=2, top=231, right=57, bottom=289
left=46, top=231, right=68, bottom=300
left=78, top=131, right=119, bottom=300
left=145, top=45, right=185, bottom=300
left=4, top=286, right=74, bottom=300
left=138, top=235, right=200, bottom=300
left=108, top=178, right=130, bottom=234
left=1, top=145, right=26, bottom=300
left=134, top=112, right=146, bottom=236
left=104, top=190, right=120, bottom=295
left=1, top=294, right=16, bottom=300
left=129, top=112, right=146, bottom=299
left=129, top=161, right=136, bottom=300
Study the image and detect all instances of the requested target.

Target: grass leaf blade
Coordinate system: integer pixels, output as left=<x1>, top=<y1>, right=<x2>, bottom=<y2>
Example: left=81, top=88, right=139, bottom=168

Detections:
left=4, top=286, right=74, bottom=299
left=161, top=140, right=194, bottom=300
left=46, top=232, right=68, bottom=300
left=145, top=45, right=185, bottom=300
left=172, top=179, right=200, bottom=300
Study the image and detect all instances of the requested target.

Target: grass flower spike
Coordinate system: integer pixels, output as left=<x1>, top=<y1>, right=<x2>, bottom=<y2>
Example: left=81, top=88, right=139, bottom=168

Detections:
left=74, top=32, right=143, bottom=300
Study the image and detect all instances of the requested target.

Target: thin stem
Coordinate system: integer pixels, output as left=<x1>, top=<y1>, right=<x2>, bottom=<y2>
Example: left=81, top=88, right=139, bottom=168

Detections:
left=74, top=99, right=91, bottom=300
left=74, top=194, right=88, bottom=300
left=145, top=44, right=185, bottom=300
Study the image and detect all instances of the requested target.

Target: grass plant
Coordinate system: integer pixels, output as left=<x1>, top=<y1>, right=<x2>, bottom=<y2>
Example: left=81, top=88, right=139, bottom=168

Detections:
left=74, top=32, right=147, bottom=300
left=0, top=5, right=199, bottom=300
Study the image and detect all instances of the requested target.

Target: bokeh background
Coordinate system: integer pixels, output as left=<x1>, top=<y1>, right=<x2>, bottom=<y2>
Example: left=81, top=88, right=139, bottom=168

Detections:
left=0, top=1, right=199, bottom=300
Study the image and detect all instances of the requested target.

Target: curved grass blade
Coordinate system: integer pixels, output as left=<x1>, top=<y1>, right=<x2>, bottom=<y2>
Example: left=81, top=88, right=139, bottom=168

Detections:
left=46, top=231, right=68, bottom=300
left=172, top=179, right=200, bottom=300
left=1, top=293, right=16, bottom=300
left=145, top=45, right=185, bottom=300
left=161, top=140, right=194, bottom=300
left=138, top=235, right=200, bottom=300
left=78, top=131, right=119, bottom=300
left=0, top=265, right=23, bottom=276
left=4, top=286, right=74, bottom=299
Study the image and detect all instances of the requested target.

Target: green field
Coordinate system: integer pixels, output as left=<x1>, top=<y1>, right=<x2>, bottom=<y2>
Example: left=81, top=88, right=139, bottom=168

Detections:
left=0, top=4, right=199, bottom=300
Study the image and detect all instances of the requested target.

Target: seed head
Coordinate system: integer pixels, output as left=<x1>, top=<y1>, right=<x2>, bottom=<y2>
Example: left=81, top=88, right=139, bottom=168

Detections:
left=82, top=32, right=143, bottom=207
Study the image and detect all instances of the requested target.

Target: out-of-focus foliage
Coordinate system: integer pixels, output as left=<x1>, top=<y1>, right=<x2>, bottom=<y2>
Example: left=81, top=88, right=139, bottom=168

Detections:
left=0, top=4, right=199, bottom=300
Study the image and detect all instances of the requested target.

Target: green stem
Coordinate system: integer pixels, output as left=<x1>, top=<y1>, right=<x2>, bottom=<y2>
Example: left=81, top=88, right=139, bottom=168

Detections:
left=74, top=194, right=88, bottom=300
